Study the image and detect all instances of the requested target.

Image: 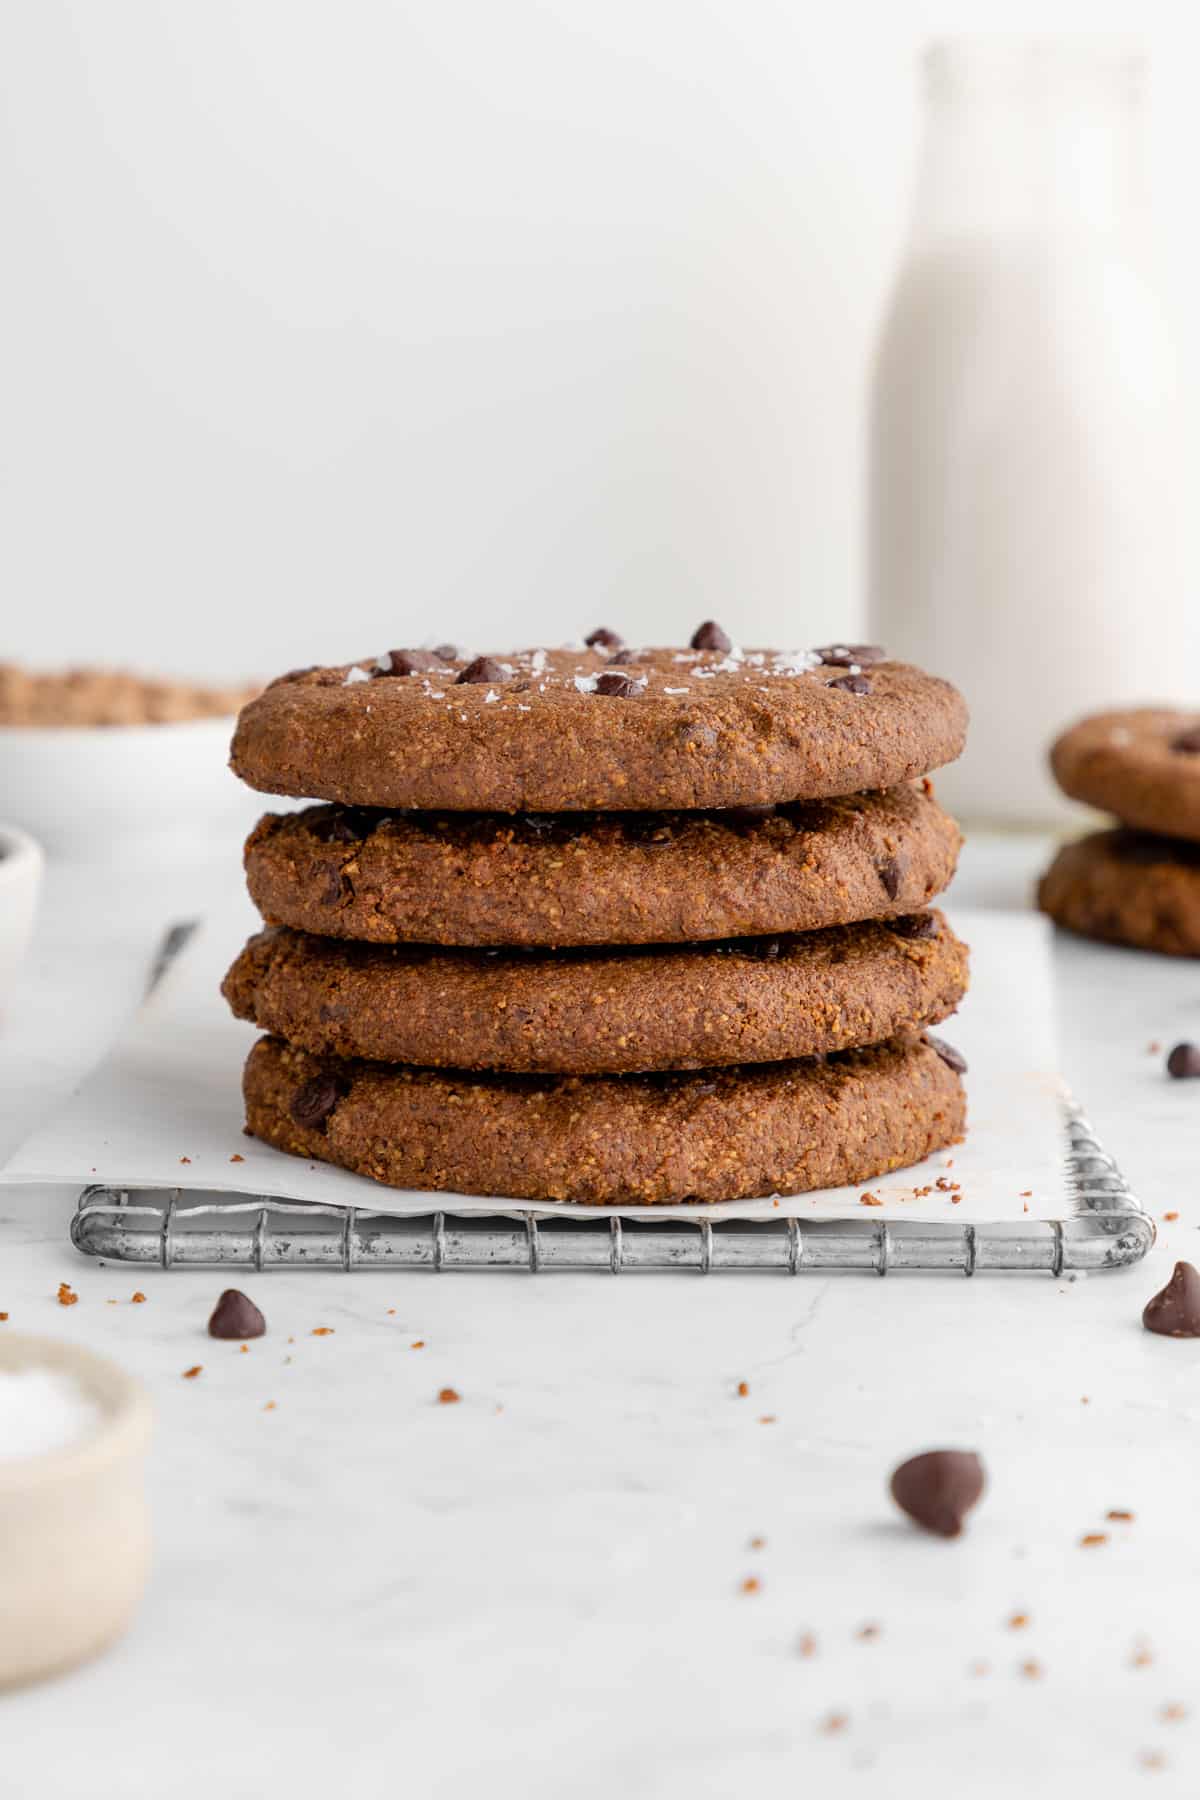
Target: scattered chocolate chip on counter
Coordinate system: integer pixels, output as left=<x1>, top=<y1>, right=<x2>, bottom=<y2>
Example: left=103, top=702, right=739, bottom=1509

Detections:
left=1142, top=1261, right=1200, bottom=1337
left=889, top=1448, right=985, bottom=1538
left=1166, top=1042, right=1200, bottom=1079
left=208, top=1289, right=267, bottom=1340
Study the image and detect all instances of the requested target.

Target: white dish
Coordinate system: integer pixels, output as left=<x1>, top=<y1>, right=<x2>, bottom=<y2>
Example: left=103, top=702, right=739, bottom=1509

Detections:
left=0, top=824, right=43, bottom=1007
left=0, top=1332, right=152, bottom=1689
left=0, top=717, right=269, bottom=855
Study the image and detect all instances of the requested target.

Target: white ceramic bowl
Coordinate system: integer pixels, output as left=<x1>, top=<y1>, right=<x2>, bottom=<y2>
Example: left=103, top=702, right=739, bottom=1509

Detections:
left=0, top=823, right=43, bottom=1006
left=0, top=717, right=269, bottom=856
left=0, top=1333, right=152, bottom=1688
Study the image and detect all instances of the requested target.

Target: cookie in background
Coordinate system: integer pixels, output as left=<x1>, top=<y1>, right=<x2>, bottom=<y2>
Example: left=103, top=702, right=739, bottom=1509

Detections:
left=1039, top=708, right=1200, bottom=953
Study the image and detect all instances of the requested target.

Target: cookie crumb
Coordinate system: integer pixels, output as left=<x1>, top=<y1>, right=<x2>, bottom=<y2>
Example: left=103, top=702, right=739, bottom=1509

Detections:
left=437, top=1387, right=461, bottom=1405
left=131, top=1291, right=146, bottom=1303
left=1008, top=1612, right=1030, bottom=1630
left=229, top=1153, right=245, bottom=1163
left=740, top=1576, right=761, bottom=1595
left=736, top=1380, right=749, bottom=1396
left=263, top=1400, right=277, bottom=1412
left=1080, top=1532, right=1109, bottom=1547
left=182, top=1365, right=202, bottom=1380
left=748, top=1535, right=766, bottom=1550
left=179, top=1155, right=191, bottom=1164
left=311, top=1327, right=334, bottom=1336
left=856, top=1623, right=881, bottom=1642
left=820, top=1711, right=847, bottom=1734
left=1019, top=1659, right=1043, bottom=1680
left=411, top=1339, right=425, bottom=1349
left=1107, top=1509, right=1135, bottom=1522
left=758, top=1414, right=777, bottom=1424
left=56, top=1282, right=78, bottom=1307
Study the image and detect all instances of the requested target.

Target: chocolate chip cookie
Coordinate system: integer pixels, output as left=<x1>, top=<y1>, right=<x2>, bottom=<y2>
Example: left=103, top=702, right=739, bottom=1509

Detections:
left=1038, top=829, right=1200, bottom=955
left=244, top=783, right=960, bottom=948
left=1050, top=708, right=1200, bottom=842
left=230, top=639, right=968, bottom=812
left=223, top=913, right=968, bottom=1075
left=242, top=1031, right=967, bottom=1204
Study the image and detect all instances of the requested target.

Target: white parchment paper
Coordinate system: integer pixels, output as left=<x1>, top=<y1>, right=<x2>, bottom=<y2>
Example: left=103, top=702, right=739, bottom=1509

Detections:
left=1, top=898, right=1065, bottom=1222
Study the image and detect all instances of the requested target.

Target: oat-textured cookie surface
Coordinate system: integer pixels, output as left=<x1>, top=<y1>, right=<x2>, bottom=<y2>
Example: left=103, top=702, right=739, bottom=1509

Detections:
left=223, top=913, right=968, bottom=1075
left=230, top=638, right=968, bottom=812
left=244, top=783, right=960, bottom=948
left=1050, top=708, right=1200, bottom=842
left=1038, top=829, right=1200, bottom=955
left=243, top=1032, right=967, bottom=1205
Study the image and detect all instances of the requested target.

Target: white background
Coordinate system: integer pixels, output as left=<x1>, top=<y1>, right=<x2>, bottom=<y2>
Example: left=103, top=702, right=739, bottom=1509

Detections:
left=2, top=0, right=1198, bottom=680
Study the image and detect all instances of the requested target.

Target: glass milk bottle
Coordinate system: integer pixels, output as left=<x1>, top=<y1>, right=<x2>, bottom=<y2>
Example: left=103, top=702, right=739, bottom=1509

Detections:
left=868, top=41, right=1194, bottom=826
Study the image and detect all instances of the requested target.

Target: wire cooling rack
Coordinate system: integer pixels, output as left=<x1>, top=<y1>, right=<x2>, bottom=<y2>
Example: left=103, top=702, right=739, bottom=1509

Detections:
left=70, top=1097, right=1151, bottom=1276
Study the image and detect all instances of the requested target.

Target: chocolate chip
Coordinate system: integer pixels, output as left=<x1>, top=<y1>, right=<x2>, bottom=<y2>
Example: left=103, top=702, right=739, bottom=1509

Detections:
left=376, top=649, right=444, bottom=677
left=517, top=813, right=587, bottom=845
left=208, top=1289, right=266, bottom=1340
left=1167, top=1042, right=1200, bottom=1079
left=433, top=644, right=460, bottom=660
left=890, top=1450, right=985, bottom=1538
left=290, top=1074, right=340, bottom=1130
left=722, top=804, right=776, bottom=834
left=621, top=816, right=674, bottom=846
left=877, top=856, right=903, bottom=899
left=310, top=807, right=373, bottom=844
left=892, top=912, right=938, bottom=939
left=926, top=1034, right=968, bottom=1075
left=585, top=627, right=623, bottom=649
left=594, top=671, right=642, bottom=698
left=742, top=936, right=783, bottom=959
left=1171, top=727, right=1200, bottom=754
left=690, top=621, right=732, bottom=653
left=609, top=648, right=640, bottom=665
left=815, top=643, right=886, bottom=668
left=456, top=656, right=509, bottom=686
left=318, top=867, right=345, bottom=907
left=1143, top=1262, right=1200, bottom=1337
left=828, top=674, right=872, bottom=695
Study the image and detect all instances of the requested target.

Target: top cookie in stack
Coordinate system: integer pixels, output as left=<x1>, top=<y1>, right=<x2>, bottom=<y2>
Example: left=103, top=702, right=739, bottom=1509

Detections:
left=1039, top=708, right=1200, bottom=955
left=223, top=626, right=971, bottom=1204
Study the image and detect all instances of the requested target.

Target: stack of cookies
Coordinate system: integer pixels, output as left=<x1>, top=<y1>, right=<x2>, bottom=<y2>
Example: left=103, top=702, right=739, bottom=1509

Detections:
left=1039, top=708, right=1200, bottom=956
left=222, top=628, right=971, bottom=1205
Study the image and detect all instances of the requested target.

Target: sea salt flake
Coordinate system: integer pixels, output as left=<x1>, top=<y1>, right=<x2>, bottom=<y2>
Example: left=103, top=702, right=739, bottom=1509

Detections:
left=573, top=674, right=598, bottom=694
left=664, top=686, right=691, bottom=695
left=343, top=665, right=371, bottom=685
left=530, top=649, right=547, bottom=675
left=483, top=689, right=502, bottom=704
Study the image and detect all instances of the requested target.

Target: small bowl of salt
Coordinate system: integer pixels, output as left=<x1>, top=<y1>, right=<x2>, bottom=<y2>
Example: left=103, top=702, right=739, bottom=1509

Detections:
left=0, top=1334, right=151, bottom=1688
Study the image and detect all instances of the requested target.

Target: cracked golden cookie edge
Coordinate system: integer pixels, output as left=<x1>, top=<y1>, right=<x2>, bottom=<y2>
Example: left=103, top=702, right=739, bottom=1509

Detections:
left=244, top=782, right=961, bottom=948
left=223, top=913, right=969, bottom=1075
left=230, top=644, right=968, bottom=812
left=1038, top=829, right=1200, bottom=955
left=242, top=1032, right=968, bottom=1205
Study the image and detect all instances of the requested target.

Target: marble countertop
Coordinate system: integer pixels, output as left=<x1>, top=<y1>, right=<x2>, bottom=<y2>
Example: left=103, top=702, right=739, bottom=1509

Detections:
left=2, top=833, right=1198, bottom=1798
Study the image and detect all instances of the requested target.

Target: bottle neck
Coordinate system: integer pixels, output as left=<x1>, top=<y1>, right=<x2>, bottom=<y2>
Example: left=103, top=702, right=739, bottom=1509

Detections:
left=912, top=40, right=1148, bottom=246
